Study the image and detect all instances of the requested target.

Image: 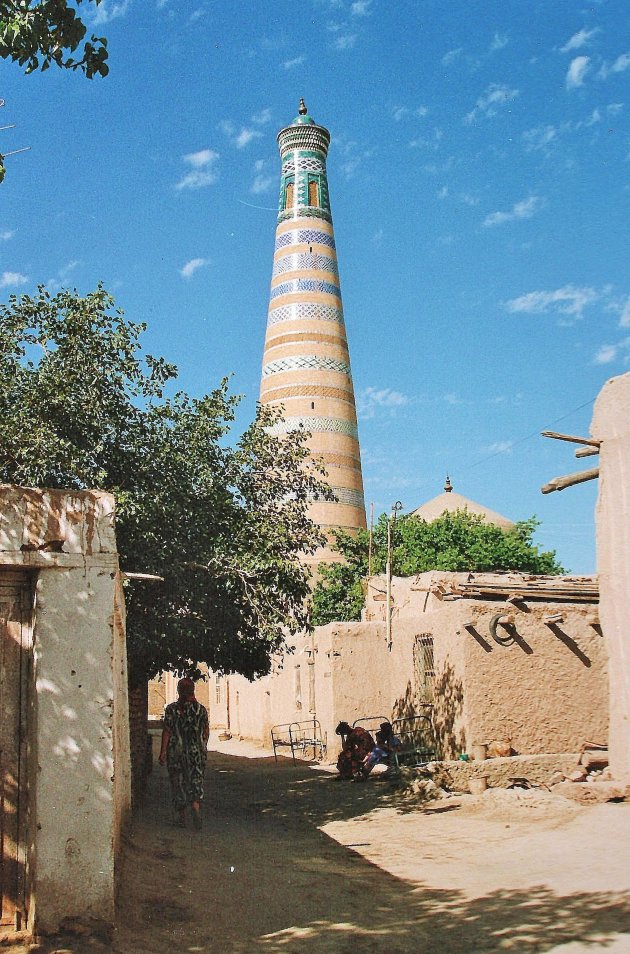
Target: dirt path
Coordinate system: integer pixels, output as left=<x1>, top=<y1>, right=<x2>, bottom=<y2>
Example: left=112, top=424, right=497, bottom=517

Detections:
left=11, top=740, right=630, bottom=952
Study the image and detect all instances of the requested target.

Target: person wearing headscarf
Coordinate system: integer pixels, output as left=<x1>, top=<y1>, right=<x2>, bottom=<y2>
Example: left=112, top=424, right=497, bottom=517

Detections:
left=335, top=721, right=374, bottom=779
left=355, top=721, right=401, bottom=781
left=159, top=677, right=209, bottom=829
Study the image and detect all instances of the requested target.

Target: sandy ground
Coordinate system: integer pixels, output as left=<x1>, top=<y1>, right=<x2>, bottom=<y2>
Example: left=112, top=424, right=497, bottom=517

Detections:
left=7, top=738, right=630, bottom=953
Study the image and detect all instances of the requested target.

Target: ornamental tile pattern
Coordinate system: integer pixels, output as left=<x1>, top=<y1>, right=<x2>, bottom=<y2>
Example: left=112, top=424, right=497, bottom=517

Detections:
left=275, top=229, right=336, bottom=251
left=262, top=355, right=351, bottom=377
left=282, top=155, right=326, bottom=174
left=315, top=487, right=365, bottom=508
left=267, top=303, right=344, bottom=325
left=278, top=207, right=332, bottom=224
left=267, top=416, right=359, bottom=439
left=272, top=253, right=339, bottom=277
left=261, top=107, right=366, bottom=537
left=270, top=279, right=339, bottom=300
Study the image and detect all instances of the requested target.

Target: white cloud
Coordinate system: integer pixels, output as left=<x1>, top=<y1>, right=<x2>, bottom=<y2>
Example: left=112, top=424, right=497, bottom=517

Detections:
left=351, top=0, right=372, bottom=15
left=182, top=149, right=216, bottom=169
left=483, top=195, right=541, bottom=227
left=600, top=52, right=630, bottom=79
left=175, top=149, right=219, bottom=190
left=0, top=229, right=14, bottom=241
left=333, top=33, right=357, bottom=51
left=566, top=56, right=591, bottom=89
left=252, top=108, right=272, bottom=126
left=616, top=295, right=630, bottom=328
left=505, top=284, right=599, bottom=319
left=523, top=124, right=558, bottom=152
left=594, top=343, right=618, bottom=364
left=485, top=440, right=513, bottom=454
left=0, top=271, right=28, bottom=288
left=46, top=260, right=79, bottom=292
left=490, top=33, right=509, bottom=52
left=220, top=121, right=262, bottom=149
left=594, top=338, right=630, bottom=365
left=235, top=128, right=262, bottom=148
left=442, top=48, right=462, bottom=66
left=179, top=258, right=209, bottom=279
left=92, top=0, right=131, bottom=25
left=251, top=167, right=274, bottom=194
left=560, top=28, right=600, bottom=53
left=357, top=386, right=409, bottom=418
left=283, top=55, right=305, bottom=70
left=409, top=127, right=443, bottom=150
left=465, top=83, right=519, bottom=124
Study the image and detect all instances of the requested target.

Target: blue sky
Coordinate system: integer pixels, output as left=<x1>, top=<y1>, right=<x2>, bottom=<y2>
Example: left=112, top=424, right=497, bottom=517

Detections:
left=2, top=0, right=629, bottom=573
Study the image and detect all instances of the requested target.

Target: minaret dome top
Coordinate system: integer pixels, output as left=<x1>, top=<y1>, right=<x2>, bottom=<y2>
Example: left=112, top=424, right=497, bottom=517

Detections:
left=277, top=99, right=330, bottom=157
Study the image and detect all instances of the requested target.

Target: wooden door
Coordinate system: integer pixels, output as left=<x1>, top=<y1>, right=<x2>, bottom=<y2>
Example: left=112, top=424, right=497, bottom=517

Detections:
left=0, top=570, right=32, bottom=931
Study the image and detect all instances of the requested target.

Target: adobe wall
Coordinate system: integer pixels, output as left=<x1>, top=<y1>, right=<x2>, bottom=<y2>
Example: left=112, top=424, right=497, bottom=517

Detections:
left=0, top=486, right=131, bottom=934
left=367, top=573, right=607, bottom=758
left=592, top=372, right=630, bottom=781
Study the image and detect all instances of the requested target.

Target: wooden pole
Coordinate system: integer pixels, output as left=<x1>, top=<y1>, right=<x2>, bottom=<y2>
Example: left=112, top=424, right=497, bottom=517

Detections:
left=541, top=430, right=600, bottom=447
left=541, top=467, right=599, bottom=494
left=575, top=446, right=600, bottom=458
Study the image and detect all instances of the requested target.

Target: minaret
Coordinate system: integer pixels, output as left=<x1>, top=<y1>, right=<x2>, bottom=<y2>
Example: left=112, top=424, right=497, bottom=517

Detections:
left=260, top=100, right=366, bottom=556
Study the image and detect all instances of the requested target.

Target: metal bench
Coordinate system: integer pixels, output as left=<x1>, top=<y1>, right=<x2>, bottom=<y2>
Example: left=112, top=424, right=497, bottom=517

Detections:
left=390, top=712, right=437, bottom=770
left=271, top=719, right=327, bottom=764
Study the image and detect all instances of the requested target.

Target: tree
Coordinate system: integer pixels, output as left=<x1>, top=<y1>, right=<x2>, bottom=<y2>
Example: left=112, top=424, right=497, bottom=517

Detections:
left=312, top=510, right=564, bottom=626
left=0, top=0, right=108, bottom=77
left=0, top=285, right=330, bottom=686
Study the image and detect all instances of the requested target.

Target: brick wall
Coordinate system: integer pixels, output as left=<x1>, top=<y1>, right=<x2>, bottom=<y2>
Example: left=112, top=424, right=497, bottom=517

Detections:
left=128, top=682, right=149, bottom=806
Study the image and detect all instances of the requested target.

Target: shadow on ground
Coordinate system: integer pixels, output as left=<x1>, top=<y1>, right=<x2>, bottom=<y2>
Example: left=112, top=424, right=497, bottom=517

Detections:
left=11, top=751, right=630, bottom=953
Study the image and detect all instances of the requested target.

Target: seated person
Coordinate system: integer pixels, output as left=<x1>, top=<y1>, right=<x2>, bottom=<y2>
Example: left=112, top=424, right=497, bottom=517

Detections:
left=335, top=721, right=375, bottom=779
left=355, top=722, right=401, bottom=780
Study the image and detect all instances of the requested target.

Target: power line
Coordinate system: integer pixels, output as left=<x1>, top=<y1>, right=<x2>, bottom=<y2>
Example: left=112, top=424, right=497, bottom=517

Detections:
left=462, top=397, right=596, bottom=475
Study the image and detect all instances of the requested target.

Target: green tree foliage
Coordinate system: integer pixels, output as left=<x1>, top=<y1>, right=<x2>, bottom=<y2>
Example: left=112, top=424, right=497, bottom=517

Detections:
left=0, top=285, right=330, bottom=686
left=312, top=510, right=564, bottom=626
left=0, top=0, right=108, bottom=77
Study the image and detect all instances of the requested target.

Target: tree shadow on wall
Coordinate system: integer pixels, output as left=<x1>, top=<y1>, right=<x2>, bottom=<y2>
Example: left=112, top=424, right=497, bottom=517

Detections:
left=432, top=662, right=465, bottom=760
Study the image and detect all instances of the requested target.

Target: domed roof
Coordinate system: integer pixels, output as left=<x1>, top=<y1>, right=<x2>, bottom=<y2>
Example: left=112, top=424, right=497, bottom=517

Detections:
left=411, top=477, right=514, bottom=529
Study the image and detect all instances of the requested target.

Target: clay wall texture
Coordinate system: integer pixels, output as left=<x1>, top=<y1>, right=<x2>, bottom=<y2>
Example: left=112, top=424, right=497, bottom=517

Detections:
left=592, top=371, right=630, bottom=780
left=220, top=571, right=607, bottom=763
left=0, top=486, right=131, bottom=934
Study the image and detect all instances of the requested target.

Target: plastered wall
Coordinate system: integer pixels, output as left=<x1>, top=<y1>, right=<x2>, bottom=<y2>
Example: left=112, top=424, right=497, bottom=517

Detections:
left=592, top=372, right=630, bottom=781
left=0, top=487, right=131, bottom=934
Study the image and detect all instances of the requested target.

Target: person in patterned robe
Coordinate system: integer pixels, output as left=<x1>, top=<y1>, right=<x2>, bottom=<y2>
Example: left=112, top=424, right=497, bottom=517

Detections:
left=159, top=677, right=209, bottom=829
left=335, top=721, right=374, bottom=779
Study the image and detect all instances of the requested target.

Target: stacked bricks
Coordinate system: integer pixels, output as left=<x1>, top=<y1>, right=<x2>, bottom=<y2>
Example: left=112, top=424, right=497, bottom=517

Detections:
left=260, top=101, right=366, bottom=557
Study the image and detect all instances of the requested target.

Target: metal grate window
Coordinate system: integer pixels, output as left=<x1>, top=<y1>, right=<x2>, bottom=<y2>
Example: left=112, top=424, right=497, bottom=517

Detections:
left=414, top=634, right=435, bottom=704
left=215, top=675, right=222, bottom=705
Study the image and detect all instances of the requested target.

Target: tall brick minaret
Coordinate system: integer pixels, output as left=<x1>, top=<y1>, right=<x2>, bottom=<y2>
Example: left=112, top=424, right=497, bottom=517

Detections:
left=259, top=100, right=366, bottom=558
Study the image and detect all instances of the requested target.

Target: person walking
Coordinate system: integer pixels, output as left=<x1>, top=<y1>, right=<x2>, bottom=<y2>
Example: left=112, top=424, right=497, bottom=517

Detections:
left=159, top=677, right=209, bottom=829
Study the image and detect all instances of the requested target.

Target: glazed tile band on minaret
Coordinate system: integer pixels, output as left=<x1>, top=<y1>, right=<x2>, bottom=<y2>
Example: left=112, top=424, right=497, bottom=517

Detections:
left=260, top=99, right=366, bottom=546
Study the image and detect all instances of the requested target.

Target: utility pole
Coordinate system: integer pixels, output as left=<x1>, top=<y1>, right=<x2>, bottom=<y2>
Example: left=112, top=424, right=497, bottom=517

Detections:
left=0, top=101, right=30, bottom=183
left=386, top=501, right=403, bottom=651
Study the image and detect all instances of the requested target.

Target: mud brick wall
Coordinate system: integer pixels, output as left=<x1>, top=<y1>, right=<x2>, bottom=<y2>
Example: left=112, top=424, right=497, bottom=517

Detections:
left=128, top=682, right=150, bottom=806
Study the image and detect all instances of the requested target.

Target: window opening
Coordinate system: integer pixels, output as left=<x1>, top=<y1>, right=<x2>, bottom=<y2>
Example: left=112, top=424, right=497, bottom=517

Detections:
left=285, top=179, right=295, bottom=210
left=308, top=178, right=319, bottom=207
left=413, top=634, right=435, bottom=704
